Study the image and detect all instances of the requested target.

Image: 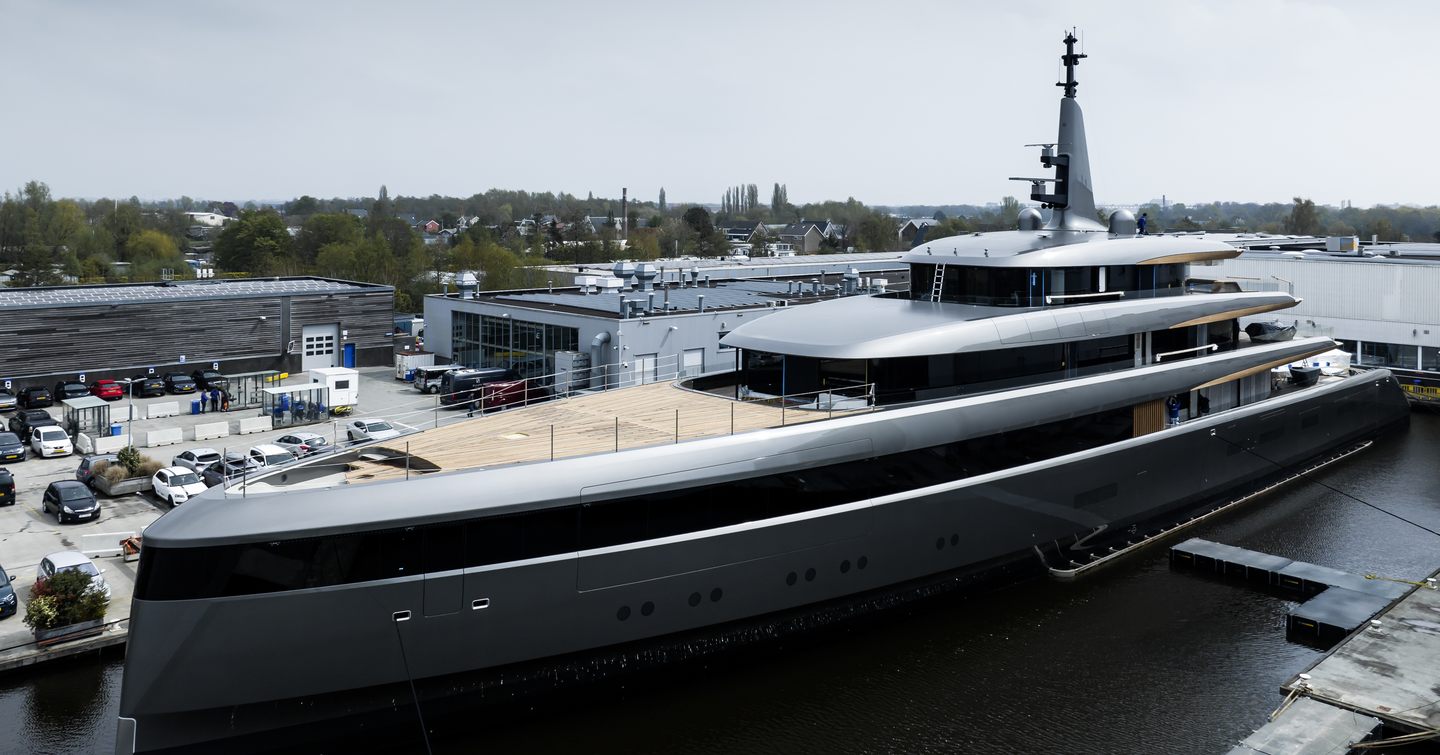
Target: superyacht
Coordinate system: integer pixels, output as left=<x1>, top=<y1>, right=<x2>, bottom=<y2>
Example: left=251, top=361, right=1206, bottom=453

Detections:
left=116, top=34, right=1409, bottom=753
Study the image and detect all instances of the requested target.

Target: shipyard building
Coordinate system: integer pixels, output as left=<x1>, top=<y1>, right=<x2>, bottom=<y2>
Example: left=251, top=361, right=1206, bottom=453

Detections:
left=0, top=277, right=395, bottom=385
left=423, top=254, right=910, bottom=386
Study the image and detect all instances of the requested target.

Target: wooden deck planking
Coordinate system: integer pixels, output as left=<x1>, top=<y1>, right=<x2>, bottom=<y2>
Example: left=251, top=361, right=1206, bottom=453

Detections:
left=345, top=382, right=859, bottom=484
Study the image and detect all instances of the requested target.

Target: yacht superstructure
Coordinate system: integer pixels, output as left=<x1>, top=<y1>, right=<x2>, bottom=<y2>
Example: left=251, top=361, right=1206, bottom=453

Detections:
left=115, top=34, right=1410, bottom=754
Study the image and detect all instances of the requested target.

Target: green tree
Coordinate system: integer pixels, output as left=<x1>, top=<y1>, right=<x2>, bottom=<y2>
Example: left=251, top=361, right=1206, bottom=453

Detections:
left=214, top=210, right=294, bottom=274
left=627, top=229, right=661, bottom=260
left=296, top=213, right=364, bottom=265
left=287, top=195, right=320, bottom=216
left=999, top=196, right=1022, bottom=228
left=1285, top=197, right=1321, bottom=236
left=855, top=211, right=899, bottom=251
left=658, top=187, right=666, bottom=212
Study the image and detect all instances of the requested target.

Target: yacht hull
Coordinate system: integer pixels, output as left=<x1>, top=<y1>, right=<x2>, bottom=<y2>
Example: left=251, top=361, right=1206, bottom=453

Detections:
left=117, top=371, right=1408, bottom=754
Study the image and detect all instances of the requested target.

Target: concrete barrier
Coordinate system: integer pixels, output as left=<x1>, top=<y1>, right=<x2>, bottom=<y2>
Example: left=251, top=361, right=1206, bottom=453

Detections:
left=77, top=433, right=131, bottom=454
left=146, top=428, right=183, bottom=448
left=81, top=531, right=136, bottom=559
left=237, top=416, right=271, bottom=435
left=193, top=421, right=229, bottom=441
left=147, top=401, right=180, bottom=419
left=111, top=405, right=135, bottom=422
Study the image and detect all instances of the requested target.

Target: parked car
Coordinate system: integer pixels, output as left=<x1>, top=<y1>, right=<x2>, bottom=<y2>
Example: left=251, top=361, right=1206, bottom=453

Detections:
left=30, top=426, right=73, bottom=458
left=8, top=409, right=57, bottom=437
left=53, top=381, right=91, bottom=401
left=171, top=448, right=222, bottom=473
left=247, top=443, right=294, bottom=468
left=17, top=386, right=52, bottom=409
left=0, top=468, right=13, bottom=506
left=76, top=453, right=120, bottom=486
left=0, top=563, right=16, bottom=619
left=37, top=550, right=110, bottom=599
left=346, top=418, right=402, bottom=443
left=41, top=480, right=100, bottom=523
left=0, top=391, right=16, bottom=412
left=89, top=379, right=125, bottom=401
left=200, top=453, right=261, bottom=487
left=128, top=375, right=166, bottom=398
left=162, top=373, right=197, bottom=394
left=151, top=466, right=207, bottom=506
left=190, top=370, right=229, bottom=393
left=0, top=432, right=24, bottom=463
left=273, top=432, right=330, bottom=458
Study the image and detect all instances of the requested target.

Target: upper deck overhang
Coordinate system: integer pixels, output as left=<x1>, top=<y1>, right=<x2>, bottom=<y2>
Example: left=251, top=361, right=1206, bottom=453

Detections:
left=904, top=231, right=1239, bottom=267
left=720, top=290, right=1298, bottom=359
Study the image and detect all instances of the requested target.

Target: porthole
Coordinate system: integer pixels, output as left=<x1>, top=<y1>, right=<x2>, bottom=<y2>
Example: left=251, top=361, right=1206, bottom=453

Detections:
left=805, top=567, right=816, bottom=582
left=950, top=533, right=959, bottom=547
left=858, top=556, right=869, bottom=570
left=935, top=537, right=945, bottom=550
left=840, top=560, right=851, bottom=574
left=641, top=601, right=655, bottom=616
left=786, top=572, right=798, bottom=586
left=617, top=606, right=631, bottom=621
left=710, top=588, right=723, bottom=603
left=689, top=592, right=702, bottom=607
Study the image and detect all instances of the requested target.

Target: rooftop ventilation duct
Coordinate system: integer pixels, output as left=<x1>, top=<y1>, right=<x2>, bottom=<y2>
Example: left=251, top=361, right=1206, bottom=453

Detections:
left=457, top=271, right=479, bottom=298
left=635, top=262, right=658, bottom=291
left=612, top=261, right=636, bottom=287
left=697, top=294, right=706, bottom=312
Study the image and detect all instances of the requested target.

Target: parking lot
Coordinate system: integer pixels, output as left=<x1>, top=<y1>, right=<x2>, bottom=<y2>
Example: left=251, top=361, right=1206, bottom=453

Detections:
left=0, top=365, right=471, bottom=658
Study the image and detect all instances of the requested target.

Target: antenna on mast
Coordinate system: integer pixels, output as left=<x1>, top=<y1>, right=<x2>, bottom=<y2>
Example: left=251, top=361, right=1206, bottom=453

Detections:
left=1056, top=28, right=1086, bottom=99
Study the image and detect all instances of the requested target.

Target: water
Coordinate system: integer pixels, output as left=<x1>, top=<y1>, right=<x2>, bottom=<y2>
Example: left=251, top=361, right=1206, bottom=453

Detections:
left=6, top=414, right=1438, bottom=755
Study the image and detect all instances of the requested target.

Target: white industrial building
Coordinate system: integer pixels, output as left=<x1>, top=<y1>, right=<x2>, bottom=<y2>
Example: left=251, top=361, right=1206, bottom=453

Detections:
left=423, top=254, right=910, bottom=389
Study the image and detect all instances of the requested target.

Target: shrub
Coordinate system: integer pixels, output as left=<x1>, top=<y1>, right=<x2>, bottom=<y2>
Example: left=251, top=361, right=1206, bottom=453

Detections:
left=24, top=569, right=108, bottom=631
left=137, top=459, right=164, bottom=477
left=91, top=460, right=111, bottom=475
left=116, top=445, right=143, bottom=476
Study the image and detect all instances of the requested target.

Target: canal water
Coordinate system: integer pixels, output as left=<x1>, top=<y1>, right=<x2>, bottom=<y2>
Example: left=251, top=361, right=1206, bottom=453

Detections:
left=6, top=414, right=1438, bottom=754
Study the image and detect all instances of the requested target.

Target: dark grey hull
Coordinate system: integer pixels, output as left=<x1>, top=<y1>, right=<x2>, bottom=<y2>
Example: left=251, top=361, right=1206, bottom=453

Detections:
left=116, top=371, right=1409, bottom=754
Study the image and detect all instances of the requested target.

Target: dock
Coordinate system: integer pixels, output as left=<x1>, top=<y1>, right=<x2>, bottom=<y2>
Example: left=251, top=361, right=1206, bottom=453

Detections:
left=1169, top=538, right=1410, bottom=647
left=1227, top=568, right=1440, bottom=752
left=0, top=618, right=128, bottom=673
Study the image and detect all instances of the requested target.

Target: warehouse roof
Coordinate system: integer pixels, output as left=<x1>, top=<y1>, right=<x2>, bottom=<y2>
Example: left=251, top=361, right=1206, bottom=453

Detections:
left=0, top=277, right=390, bottom=310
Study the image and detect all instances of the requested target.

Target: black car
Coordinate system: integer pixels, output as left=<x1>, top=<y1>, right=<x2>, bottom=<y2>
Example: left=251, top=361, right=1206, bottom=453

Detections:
left=0, top=432, right=24, bottom=463
left=17, top=386, right=52, bottom=409
left=0, top=564, right=16, bottom=619
left=128, top=375, right=166, bottom=398
left=42, top=480, right=100, bottom=524
left=53, top=381, right=90, bottom=401
left=190, top=370, right=230, bottom=393
left=8, top=409, right=58, bottom=437
left=0, top=468, right=13, bottom=506
left=162, top=372, right=198, bottom=394
left=200, top=453, right=261, bottom=487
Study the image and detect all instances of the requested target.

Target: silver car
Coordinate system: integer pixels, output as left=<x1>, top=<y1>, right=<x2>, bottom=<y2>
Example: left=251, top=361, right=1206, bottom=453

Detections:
left=272, top=432, right=330, bottom=458
left=38, top=550, right=111, bottom=600
left=171, top=448, right=222, bottom=473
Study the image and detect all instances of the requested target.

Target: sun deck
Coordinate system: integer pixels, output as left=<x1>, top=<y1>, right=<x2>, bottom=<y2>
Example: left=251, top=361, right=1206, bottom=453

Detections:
left=342, top=381, right=868, bottom=484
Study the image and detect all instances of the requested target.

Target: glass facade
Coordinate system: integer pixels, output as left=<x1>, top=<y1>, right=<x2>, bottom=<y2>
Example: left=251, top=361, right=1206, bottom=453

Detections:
left=452, top=312, right=579, bottom=379
left=909, top=264, right=1184, bottom=307
left=1357, top=341, right=1418, bottom=369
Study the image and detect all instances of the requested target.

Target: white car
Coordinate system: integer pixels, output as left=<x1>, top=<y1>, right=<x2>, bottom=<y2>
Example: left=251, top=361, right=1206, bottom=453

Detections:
left=172, top=448, right=222, bottom=473
left=151, top=466, right=208, bottom=506
left=347, top=418, right=401, bottom=443
left=29, top=426, right=73, bottom=458
left=38, top=550, right=111, bottom=600
left=273, top=432, right=330, bottom=458
left=247, top=443, right=294, bottom=468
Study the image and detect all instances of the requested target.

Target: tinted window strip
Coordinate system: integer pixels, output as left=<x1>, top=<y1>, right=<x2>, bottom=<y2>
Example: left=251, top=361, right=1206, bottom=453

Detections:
left=135, top=407, right=1132, bottom=602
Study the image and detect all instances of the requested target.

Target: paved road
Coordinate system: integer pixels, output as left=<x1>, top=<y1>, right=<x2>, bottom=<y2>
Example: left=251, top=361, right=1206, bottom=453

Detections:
left=0, top=366, right=459, bottom=653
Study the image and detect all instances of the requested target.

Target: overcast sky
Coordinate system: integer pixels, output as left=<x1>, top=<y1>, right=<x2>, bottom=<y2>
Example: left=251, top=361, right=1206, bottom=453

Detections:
left=1, top=0, right=1431, bottom=209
